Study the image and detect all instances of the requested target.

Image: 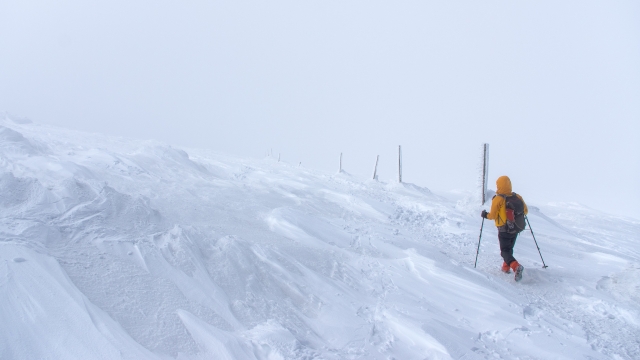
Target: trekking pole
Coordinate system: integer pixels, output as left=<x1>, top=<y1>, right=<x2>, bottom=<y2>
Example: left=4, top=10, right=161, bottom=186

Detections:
left=525, top=216, right=548, bottom=268
left=474, top=218, right=485, bottom=268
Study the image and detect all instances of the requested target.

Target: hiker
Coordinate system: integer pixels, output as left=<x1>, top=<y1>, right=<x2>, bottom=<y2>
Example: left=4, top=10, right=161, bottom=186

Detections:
left=481, top=175, right=528, bottom=281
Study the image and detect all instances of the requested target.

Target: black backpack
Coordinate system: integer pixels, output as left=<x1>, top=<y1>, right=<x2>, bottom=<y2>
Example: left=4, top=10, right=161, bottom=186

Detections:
left=496, top=193, right=526, bottom=234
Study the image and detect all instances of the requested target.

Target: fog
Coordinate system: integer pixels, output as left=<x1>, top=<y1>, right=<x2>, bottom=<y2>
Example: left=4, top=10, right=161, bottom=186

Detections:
left=1, top=1, right=639, bottom=218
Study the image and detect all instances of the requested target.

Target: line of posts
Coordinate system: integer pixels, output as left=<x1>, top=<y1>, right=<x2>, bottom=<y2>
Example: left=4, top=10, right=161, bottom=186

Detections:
left=339, top=146, right=403, bottom=182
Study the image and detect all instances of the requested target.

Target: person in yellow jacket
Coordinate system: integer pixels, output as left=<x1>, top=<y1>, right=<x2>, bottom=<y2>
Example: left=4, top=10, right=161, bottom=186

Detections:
left=481, top=175, right=528, bottom=281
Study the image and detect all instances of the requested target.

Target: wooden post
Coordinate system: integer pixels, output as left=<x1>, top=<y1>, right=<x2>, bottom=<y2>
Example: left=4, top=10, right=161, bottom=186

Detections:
left=372, top=155, right=379, bottom=180
left=398, top=146, right=402, bottom=183
left=339, top=153, right=343, bottom=173
left=482, top=143, right=489, bottom=205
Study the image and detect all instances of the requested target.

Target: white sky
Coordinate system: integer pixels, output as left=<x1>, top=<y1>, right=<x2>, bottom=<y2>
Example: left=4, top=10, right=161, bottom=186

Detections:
left=1, top=1, right=639, bottom=219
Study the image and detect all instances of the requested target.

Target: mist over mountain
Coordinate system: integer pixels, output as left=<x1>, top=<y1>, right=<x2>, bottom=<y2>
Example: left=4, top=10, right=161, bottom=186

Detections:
left=1, top=116, right=638, bottom=359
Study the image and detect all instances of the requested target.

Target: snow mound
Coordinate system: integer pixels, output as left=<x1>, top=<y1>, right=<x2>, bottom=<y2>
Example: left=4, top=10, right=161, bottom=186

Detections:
left=0, top=119, right=639, bottom=359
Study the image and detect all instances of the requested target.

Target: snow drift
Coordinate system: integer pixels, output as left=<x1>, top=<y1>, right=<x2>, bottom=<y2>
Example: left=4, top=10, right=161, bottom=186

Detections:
left=1, top=114, right=639, bottom=359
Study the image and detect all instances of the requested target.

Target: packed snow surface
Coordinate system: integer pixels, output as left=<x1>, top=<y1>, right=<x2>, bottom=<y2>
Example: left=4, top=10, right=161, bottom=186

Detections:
left=1, top=114, right=639, bottom=359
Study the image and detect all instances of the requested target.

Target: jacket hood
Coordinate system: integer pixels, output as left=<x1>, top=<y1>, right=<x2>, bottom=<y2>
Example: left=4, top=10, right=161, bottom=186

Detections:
left=496, top=176, right=512, bottom=195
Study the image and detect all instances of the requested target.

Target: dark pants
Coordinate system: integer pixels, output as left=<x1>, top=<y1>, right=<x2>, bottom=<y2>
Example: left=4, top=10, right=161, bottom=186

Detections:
left=498, top=232, right=518, bottom=266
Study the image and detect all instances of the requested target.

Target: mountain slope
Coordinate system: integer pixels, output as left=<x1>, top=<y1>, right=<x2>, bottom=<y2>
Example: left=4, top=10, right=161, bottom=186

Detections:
left=1, top=115, right=639, bottom=359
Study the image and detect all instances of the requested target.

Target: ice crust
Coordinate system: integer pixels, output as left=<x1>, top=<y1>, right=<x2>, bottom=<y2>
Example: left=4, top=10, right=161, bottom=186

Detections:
left=0, top=117, right=639, bottom=359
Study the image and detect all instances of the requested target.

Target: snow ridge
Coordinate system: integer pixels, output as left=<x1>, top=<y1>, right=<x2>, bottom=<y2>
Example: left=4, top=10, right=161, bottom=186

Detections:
left=0, top=117, right=639, bottom=359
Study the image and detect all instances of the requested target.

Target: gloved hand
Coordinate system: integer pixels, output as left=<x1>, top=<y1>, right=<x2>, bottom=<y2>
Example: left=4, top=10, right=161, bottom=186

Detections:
left=481, top=210, right=488, bottom=219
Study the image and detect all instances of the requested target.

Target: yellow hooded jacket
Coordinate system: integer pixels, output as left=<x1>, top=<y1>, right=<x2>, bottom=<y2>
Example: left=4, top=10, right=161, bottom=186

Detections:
left=486, top=175, right=528, bottom=227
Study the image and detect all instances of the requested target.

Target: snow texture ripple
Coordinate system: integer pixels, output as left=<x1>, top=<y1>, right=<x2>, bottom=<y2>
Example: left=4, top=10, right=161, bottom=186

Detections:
left=0, top=114, right=639, bottom=359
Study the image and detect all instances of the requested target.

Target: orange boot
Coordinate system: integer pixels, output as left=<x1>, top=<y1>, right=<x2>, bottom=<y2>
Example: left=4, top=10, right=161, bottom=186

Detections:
left=501, top=262, right=511, bottom=273
left=510, top=261, right=524, bottom=282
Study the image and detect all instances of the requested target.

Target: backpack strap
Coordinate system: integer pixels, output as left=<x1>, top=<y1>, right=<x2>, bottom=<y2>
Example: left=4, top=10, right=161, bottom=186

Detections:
left=494, top=194, right=506, bottom=226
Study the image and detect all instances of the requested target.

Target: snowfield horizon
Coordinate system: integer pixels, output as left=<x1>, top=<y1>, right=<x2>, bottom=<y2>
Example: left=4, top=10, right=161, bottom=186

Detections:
left=1, top=114, right=638, bottom=359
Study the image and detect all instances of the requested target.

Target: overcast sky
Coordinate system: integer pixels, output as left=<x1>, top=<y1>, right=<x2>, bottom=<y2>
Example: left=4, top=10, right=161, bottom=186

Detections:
left=1, top=1, right=639, bottom=219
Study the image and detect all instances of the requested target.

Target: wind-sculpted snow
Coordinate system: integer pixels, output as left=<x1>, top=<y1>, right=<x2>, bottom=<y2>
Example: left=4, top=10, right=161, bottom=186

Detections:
left=0, top=117, right=639, bottom=359
left=0, top=125, right=48, bottom=156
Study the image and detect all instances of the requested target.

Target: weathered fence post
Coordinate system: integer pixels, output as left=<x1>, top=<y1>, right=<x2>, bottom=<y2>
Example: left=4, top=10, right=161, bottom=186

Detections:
left=482, top=143, right=489, bottom=205
left=372, top=155, right=379, bottom=180
left=398, top=146, right=403, bottom=183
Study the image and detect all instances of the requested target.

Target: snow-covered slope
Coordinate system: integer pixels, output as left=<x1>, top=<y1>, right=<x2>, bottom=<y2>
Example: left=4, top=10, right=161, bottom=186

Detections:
left=1, top=114, right=639, bottom=359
